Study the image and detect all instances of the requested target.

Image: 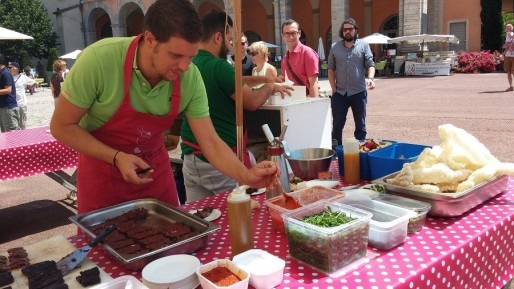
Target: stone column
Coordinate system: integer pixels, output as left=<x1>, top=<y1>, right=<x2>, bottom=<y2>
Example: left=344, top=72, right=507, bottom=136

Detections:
left=398, top=0, right=427, bottom=53
left=331, top=0, right=349, bottom=43
left=111, top=24, right=127, bottom=37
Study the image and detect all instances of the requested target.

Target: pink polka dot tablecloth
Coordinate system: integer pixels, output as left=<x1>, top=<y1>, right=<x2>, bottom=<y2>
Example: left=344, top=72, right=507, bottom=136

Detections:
left=69, top=177, right=514, bottom=289
left=0, top=126, right=78, bottom=181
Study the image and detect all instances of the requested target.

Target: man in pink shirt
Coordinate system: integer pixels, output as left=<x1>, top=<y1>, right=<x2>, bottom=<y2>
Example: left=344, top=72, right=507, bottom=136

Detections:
left=280, top=19, right=319, bottom=97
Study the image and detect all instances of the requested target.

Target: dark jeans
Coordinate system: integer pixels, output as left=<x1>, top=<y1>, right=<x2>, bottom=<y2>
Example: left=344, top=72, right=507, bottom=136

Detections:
left=331, top=90, right=367, bottom=145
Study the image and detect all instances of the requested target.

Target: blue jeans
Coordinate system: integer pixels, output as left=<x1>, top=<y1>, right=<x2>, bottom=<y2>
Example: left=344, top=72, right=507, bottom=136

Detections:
left=331, top=90, right=367, bottom=145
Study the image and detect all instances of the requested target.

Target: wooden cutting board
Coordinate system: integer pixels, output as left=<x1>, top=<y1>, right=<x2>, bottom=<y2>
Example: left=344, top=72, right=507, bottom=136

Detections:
left=2, top=235, right=112, bottom=288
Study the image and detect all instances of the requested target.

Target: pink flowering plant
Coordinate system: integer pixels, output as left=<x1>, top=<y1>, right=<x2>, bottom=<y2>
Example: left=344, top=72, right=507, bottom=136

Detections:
left=454, top=50, right=501, bottom=73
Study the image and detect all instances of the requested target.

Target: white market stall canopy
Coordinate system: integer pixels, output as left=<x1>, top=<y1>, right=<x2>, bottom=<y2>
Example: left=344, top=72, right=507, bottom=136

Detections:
left=388, top=34, right=459, bottom=45
left=60, top=49, right=82, bottom=59
left=0, top=26, right=33, bottom=40
left=362, top=32, right=391, bottom=44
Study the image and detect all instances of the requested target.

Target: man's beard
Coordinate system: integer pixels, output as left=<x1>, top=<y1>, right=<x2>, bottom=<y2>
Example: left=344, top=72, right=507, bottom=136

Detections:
left=344, top=34, right=357, bottom=42
left=219, top=43, right=230, bottom=60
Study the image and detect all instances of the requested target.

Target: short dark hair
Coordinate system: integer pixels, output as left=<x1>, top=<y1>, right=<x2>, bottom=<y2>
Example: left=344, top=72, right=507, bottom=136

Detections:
left=200, top=11, right=233, bottom=43
left=339, top=17, right=359, bottom=38
left=281, top=19, right=299, bottom=33
left=143, top=0, right=202, bottom=43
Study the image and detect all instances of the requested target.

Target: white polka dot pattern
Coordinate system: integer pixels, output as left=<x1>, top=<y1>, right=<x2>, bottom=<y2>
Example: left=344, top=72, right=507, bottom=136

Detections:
left=0, top=126, right=78, bottom=181
left=70, top=177, right=514, bottom=288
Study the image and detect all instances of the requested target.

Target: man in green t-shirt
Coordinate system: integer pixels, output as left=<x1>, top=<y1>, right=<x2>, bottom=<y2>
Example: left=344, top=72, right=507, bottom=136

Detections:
left=50, top=0, right=281, bottom=214
left=180, top=11, right=292, bottom=202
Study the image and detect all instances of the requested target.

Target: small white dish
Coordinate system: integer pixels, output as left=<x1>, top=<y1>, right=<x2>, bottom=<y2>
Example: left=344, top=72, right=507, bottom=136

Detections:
left=188, top=209, right=222, bottom=222
left=250, top=188, right=266, bottom=196
left=196, top=259, right=250, bottom=289
left=233, top=249, right=285, bottom=289
left=142, top=255, right=200, bottom=285
left=296, top=180, right=339, bottom=190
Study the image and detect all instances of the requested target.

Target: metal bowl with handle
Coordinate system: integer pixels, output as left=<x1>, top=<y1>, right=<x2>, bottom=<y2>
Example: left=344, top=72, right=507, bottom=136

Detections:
left=286, top=148, right=334, bottom=180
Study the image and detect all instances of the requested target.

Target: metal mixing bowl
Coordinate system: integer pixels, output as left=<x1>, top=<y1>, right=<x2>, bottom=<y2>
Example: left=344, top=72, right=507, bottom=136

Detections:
left=286, top=148, right=335, bottom=180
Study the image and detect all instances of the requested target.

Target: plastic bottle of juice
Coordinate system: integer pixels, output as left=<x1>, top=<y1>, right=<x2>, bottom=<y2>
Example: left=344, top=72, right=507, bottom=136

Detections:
left=227, top=186, right=254, bottom=256
left=343, top=138, right=360, bottom=184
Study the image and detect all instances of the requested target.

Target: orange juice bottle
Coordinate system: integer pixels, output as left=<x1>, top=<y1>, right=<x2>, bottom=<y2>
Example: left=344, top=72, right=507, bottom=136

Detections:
left=343, top=138, right=360, bottom=184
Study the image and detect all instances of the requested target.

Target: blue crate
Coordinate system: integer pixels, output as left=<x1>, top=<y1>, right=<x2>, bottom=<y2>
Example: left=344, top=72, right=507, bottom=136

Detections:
left=335, top=140, right=397, bottom=180
left=368, top=143, right=431, bottom=180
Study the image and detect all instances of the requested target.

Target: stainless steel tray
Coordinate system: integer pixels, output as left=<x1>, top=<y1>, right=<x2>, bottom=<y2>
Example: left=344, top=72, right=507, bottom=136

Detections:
left=372, top=172, right=508, bottom=217
left=69, top=198, right=220, bottom=271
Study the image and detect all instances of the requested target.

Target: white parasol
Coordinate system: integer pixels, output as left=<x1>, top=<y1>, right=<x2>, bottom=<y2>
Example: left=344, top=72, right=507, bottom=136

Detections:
left=263, top=42, right=279, bottom=48
left=0, top=26, right=33, bottom=40
left=388, top=34, right=460, bottom=45
left=361, top=32, right=391, bottom=44
left=317, top=37, right=325, bottom=61
left=60, top=49, right=82, bottom=59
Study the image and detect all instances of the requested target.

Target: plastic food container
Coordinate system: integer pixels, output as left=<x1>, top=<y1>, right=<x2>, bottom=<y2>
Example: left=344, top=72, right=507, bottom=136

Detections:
left=232, top=249, right=285, bottom=289
left=336, top=198, right=413, bottom=250
left=196, top=259, right=250, bottom=289
left=265, top=186, right=345, bottom=233
left=281, top=201, right=371, bottom=273
left=335, top=139, right=396, bottom=180
left=368, top=143, right=430, bottom=180
left=373, top=194, right=431, bottom=233
left=267, top=93, right=292, bottom=105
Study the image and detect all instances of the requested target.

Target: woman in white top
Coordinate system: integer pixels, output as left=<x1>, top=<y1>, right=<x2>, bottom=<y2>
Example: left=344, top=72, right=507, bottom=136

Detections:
left=249, top=41, right=277, bottom=89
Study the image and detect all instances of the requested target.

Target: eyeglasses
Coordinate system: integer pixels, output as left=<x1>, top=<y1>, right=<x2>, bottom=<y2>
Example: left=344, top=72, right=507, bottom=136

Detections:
left=282, top=31, right=299, bottom=37
left=8, top=67, right=15, bottom=70
left=342, top=27, right=355, bottom=32
left=249, top=51, right=259, bottom=56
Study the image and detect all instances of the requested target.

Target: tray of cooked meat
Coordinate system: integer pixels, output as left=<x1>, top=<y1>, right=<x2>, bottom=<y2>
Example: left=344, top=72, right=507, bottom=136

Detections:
left=69, top=198, right=220, bottom=271
left=373, top=172, right=508, bottom=217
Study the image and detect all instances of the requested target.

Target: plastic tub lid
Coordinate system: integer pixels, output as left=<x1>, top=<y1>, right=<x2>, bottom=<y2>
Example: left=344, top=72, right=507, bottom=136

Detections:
left=374, top=194, right=431, bottom=213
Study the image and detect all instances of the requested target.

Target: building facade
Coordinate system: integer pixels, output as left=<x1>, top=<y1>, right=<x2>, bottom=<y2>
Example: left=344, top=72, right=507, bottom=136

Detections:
left=45, top=0, right=513, bottom=62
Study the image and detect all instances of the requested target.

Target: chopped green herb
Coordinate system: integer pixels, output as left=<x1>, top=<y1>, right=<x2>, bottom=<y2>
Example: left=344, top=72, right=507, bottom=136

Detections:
left=302, top=209, right=356, bottom=227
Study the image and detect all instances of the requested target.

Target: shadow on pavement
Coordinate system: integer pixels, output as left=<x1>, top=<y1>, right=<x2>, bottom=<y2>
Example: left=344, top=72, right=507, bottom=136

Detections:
left=0, top=199, right=76, bottom=243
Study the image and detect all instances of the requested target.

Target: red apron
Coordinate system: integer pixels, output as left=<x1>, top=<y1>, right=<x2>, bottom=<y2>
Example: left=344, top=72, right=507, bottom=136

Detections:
left=77, top=34, right=180, bottom=214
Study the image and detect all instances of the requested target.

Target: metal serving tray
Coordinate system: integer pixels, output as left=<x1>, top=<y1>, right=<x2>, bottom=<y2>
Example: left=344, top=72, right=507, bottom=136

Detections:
left=69, top=198, right=220, bottom=271
left=372, top=172, right=508, bottom=217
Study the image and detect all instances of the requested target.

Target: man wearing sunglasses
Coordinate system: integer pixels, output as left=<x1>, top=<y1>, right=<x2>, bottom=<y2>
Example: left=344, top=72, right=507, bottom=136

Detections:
left=0, top=54, right=20, bottom=132
left=281, top=19, right=319, bottom=97
left=230, top=33, right=254, bottom=76
left=328, top=17, right=375, bottom=145
left=180, top=11, right=292, bottom=202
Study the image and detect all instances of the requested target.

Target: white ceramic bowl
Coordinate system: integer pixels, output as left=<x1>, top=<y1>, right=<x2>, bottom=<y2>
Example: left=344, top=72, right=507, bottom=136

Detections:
left=196, top=259, right=250, bottom=289
left=142, top=254, right=200, bottom=289
left=232, top=249, right=285, bottom=289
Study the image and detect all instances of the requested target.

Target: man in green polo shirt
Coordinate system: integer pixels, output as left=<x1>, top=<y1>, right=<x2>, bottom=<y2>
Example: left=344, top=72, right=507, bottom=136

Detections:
left=180, top=11, right=292, bottom=202
left=50, top=0, right=281, bottom=214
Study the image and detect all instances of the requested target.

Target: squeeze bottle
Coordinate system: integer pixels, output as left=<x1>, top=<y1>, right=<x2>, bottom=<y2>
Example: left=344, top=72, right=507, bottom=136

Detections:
left=343, top=138, right=360, bottom=184
left=227, top=186, right=254, bottom=256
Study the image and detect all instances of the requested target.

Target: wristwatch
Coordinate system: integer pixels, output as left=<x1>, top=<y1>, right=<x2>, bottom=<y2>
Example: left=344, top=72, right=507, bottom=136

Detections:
left=368, top=77, right=374, bottom=81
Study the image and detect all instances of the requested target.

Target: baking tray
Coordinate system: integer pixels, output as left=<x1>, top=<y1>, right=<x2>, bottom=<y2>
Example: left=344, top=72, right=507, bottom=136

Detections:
left=69, top=198, right=220, bottom=271
left=372, top=172, right=509, bottom=217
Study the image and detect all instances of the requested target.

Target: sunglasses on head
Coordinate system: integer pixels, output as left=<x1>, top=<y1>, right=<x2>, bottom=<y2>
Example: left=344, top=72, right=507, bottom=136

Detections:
left=249, top=51, right=259, bottom=56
